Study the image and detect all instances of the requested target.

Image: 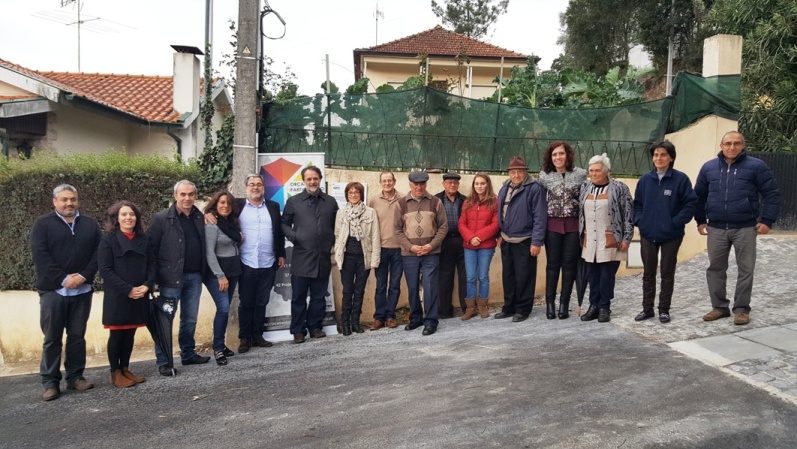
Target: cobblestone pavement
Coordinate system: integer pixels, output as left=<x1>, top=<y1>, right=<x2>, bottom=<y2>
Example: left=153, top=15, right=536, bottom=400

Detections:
left=607, top=235, right=797, bottom=405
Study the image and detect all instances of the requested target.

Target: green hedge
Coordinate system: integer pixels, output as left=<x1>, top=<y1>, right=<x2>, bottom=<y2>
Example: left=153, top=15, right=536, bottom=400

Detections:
left=0, top=151, right=206, bottom=291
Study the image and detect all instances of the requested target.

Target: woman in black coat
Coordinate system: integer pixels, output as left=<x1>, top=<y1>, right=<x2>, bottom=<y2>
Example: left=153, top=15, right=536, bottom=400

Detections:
left=98, top=201, right=155, bottom=388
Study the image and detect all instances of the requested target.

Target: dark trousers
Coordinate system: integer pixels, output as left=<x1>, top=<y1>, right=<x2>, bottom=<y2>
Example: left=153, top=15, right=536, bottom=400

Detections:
left=500, top=240, right=537, bottom=316
left=237, top=263, right=277, bottom=340
left=640, top=236, right=683, bottom=313
left=373, top=247, right=403, bottom=321
left=438, top=235, right=467, bottom=316
left=586, top=260, right=621, bottom=311
left=544, top=230, right=580, bottom=302
left=107, top=328, right=136, bottom=371
left=403, top=254, right=440, bottom=327
left=290, top=274, right=330, bottom=335
left=39, top=290, right=92, bottom=388
left=340, top=254, right=370, bottom=326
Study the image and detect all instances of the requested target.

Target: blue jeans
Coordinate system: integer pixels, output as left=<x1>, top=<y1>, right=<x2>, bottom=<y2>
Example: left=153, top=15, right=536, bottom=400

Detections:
left=373, top=247, right=403, bottom=321
left=204, top=276, right=238, bottom=352
left=155, top=272, right=203, bottom=366
left=402, top=254, right=440, bottom=327
left=464, top=248, right=495, bottom=299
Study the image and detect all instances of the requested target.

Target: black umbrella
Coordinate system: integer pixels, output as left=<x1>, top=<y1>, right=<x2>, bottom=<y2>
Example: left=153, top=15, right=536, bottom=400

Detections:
left=575, top=258, right=588, bottom=316
left=147, top=293, right=177, bottom=376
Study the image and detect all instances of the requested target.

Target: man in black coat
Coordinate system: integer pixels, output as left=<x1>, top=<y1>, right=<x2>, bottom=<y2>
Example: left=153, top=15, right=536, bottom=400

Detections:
left=281, top=166, right=338, bottom=343
left=435, top=173, right=467, bottom=318
left=148, top=180, right=209, bottom=374
left=31, top=184, right=102, bottom=401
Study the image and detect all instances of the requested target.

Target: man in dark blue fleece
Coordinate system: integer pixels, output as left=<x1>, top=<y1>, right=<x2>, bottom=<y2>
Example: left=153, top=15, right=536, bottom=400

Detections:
left=695, top=131, right=781, bottom=325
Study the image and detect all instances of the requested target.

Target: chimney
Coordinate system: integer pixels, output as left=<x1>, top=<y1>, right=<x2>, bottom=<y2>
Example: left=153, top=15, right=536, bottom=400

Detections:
left=171, top=45, right=203, bottom=116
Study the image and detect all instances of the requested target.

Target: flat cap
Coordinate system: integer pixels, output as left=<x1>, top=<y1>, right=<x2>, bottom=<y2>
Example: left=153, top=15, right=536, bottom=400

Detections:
left=408, top=171, right=429, bottom=183
left=442, top=173, right=461, bottom=181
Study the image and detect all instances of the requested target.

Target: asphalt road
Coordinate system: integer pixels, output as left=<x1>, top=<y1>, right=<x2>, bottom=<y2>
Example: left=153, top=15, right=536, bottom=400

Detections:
left=1, top=311, right=795, bottom=449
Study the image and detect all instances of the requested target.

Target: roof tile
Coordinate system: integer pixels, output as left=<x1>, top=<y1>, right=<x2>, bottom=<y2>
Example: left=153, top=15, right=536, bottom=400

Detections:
left=356, top=25, right=527, bottom=59
left=0, top=58, right=214, bottom=123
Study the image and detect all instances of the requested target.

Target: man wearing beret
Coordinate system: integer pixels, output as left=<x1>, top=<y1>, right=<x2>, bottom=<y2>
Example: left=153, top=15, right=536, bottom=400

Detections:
left=435, top=173, right=467, bottom=318
left=394, top=171, right=448, bottom=335
left=496, top=156, right=547, bottom=322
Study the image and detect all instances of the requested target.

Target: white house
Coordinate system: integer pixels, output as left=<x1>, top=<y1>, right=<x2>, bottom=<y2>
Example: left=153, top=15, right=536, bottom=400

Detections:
left=0, top=46, right=232, bottom=160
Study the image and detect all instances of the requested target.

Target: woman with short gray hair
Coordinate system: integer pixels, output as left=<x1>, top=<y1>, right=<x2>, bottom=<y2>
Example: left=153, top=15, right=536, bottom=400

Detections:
left=579, top=153, right=634, bottom=323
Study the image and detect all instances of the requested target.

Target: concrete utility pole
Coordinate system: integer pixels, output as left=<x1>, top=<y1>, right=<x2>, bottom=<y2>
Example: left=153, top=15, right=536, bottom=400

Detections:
left=232, top=0, right=260, bottom=197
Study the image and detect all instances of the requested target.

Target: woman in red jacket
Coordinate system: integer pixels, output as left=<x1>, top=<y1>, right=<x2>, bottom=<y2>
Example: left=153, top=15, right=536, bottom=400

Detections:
left=458, top=173, right=500, bottom=320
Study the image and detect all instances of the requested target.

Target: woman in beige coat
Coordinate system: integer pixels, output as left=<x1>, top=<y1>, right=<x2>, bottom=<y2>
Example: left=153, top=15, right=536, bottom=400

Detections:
left=334, top=182, right=381, bottom=335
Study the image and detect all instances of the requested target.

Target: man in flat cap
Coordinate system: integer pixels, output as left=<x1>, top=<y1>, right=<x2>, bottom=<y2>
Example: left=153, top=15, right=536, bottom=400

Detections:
left=496, top=156, right=547, bottom=322
left=435, top=173, right=467, bottom=318
left=394, top=171, right=448, bottom=335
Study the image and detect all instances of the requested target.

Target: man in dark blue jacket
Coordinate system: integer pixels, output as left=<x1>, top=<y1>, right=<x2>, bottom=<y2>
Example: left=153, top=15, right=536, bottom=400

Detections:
left=496, top=156, right=547, bottom=322
left=695, top=131, right=781, bottom=325
left=633, top=141, right=697, bottom=323
left=31, top=184, right=101, bottom=401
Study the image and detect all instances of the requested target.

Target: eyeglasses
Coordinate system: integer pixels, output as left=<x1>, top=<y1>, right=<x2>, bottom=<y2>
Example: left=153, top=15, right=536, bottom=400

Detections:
left=721, top=141, right=744, bottom=148
left=347, top=191, right=360, bottom=196
left=247, top=183, right=264, bottom=188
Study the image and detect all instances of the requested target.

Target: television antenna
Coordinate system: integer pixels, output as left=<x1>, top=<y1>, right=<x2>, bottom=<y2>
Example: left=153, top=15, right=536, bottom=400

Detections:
left=61, top=0, right=100, bottom=72
left=32, top=1, right=131, bottom=72
left=374, top=3, right=384, bottom=45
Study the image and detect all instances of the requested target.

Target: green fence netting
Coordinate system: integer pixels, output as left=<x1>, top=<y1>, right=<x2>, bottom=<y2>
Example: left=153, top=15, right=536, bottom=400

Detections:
left=260, top=73, right=740, bottom=176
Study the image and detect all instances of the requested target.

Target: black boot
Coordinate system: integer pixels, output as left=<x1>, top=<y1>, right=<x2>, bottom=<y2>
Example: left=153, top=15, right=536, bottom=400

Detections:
left=558, top=296, right=570, bottom=319
left=598, top=308, right=611, bottom=322
left=546, top=300, right=556, bottom=320
left=341, top=313, right=352, bottom=336
left=581, top=305, right=599, bottom=321
left=351, top=314, right=364, bottom=333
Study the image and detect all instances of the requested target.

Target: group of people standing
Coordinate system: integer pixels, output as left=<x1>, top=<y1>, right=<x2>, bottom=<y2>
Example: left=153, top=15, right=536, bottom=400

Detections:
left=30, top=130, right=779, bottom=402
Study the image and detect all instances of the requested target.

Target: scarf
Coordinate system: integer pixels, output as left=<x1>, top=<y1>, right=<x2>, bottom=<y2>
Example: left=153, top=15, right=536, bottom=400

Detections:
left=345, top=201, right=366, bottom=241
left=216, top=215, right=242, bottom=244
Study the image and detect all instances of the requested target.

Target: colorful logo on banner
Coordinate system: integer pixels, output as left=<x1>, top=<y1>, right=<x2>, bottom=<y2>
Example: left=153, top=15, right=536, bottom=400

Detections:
left=259, top=157, right=302, bottom=209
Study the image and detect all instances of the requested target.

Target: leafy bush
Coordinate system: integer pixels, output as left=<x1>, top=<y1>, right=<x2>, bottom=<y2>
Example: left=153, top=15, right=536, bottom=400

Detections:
left=0, top=151, right=203, bottom=291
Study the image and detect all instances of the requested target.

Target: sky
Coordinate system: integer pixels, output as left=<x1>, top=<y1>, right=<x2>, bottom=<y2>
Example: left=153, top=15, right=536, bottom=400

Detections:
left=1, top=0, right=570, bottom=96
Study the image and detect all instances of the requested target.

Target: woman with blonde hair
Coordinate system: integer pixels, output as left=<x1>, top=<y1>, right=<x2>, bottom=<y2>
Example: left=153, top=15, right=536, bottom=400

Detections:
left=458, top=173, right=500, bottom=320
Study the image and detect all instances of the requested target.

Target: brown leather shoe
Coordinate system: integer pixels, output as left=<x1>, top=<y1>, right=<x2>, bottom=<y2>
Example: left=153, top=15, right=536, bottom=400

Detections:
left=703, top=308, right=731, bottom=321
left=238, top=338, right=251, bottom=353
left=254, top=336, right=274, bottom=347
left=293, top=333, right=305, bottom=344
left=386, top=318, right=398, bottom=328
left=121, top=367, right=146, bottom=384
left=370, top=320, right=384, bottom=331
left=112, top=369, right=136, bottom=388
left=310, top=329, right=326, bottom=339
left=734, top=311, right=750, bottom=325
left=42, top=387, right=60, bottom=401
left=66, top=378, right=94, bottom=391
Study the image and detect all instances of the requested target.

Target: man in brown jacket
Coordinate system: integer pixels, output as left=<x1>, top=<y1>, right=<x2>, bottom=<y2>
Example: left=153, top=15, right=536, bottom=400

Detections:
left=369, top=171, right=404, bottom=330
left=394, top=171, right=448, bottom=335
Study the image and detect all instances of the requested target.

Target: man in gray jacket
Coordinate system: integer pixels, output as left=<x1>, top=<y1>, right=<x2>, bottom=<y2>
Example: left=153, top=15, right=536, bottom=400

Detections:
left=281, top=167, right=338, bottom=343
